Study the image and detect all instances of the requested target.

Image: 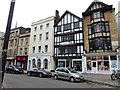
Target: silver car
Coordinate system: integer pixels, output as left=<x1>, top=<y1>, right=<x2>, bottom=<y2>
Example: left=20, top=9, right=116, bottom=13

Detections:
left=54, top=67, right=85, bottom=82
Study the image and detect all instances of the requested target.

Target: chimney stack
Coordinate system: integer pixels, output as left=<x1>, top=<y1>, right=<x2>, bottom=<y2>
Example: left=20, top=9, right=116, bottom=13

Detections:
left=54, top=10, right=60, bottom=24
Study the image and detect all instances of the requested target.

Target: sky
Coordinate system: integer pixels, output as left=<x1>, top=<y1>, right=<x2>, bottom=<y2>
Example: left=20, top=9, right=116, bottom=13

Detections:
left=0, top=0, right=119, bottom=33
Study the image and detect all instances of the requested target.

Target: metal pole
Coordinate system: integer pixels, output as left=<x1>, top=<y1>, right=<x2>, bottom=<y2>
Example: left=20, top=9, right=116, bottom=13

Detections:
left=1, top=0, right=16, bottom=88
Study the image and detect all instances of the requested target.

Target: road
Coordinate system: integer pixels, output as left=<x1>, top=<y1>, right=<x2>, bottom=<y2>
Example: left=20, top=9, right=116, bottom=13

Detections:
left=3, top=73, right=114, bottom=88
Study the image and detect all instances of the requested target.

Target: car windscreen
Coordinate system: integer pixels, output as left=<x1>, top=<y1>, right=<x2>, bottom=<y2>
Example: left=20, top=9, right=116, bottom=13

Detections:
left=67, top=68, right=77, bottom=73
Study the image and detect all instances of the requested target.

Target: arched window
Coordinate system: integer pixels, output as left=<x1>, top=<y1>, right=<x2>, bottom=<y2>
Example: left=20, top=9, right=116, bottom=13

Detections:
left=32, top=59, right=36, bottom=68
left=37, top=59, right=41, bottom=69
left=44, top=59, right=48, bottom=69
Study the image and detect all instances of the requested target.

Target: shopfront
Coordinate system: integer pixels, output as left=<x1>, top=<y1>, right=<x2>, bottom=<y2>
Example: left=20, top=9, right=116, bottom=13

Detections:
left=86, top=54, right=118, bottom=74
left=16, top=56, right=28, bottom=70
left=58, top=59, right=84, bottom=72
left=27, top=56, right=51, bottom=71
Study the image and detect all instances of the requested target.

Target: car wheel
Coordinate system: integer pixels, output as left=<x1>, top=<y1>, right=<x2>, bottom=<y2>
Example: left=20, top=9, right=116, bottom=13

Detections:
left=54, top=75, right=58, bottom=80
left=70, top=77, right=75, bottom=82
left=27, top=72, right=31, bottom=76
left=39, top=73, right=42, bottom=78
left=12, top=71, right=15, bottom=74
left=111, top=74, right=116, bottom=80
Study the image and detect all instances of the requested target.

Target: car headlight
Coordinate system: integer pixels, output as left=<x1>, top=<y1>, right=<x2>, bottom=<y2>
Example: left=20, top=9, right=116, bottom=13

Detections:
left=43, top=72, right=47, bottom=75
left=74, top=75, right=80, bottom=78
left=15, top=69, right=19, bottom=71
left=79, top=75, right=84, bottom=79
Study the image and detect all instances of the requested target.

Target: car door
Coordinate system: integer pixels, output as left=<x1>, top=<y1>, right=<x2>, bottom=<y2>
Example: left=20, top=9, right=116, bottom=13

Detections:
left=10, top=66, right=14, bottom=73
left=56, top=68, right=64, bottom=79
left=33, top=69, right=38, bottom=76
left=58, top=68, right=68, bottom=80
left=61, top=68, right=70, bottom=80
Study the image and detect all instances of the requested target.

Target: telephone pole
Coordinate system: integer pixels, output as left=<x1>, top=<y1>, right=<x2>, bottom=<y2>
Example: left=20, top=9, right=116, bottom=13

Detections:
left=1, top=0, right=16, bottom=88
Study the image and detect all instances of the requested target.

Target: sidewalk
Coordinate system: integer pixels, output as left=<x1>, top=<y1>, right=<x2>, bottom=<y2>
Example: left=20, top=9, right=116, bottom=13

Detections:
left=83, top=73, right=120, bottom=88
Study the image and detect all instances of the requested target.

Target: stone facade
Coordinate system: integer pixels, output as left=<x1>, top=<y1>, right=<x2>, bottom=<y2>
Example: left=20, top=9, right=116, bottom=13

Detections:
left=104, top=9, right=118, bottom=50
left=83, top=6, right=118, bottom=52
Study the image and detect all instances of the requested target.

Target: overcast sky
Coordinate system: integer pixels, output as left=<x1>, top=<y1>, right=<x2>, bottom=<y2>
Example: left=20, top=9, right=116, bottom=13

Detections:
left=0, top=0, right=119, bottom=32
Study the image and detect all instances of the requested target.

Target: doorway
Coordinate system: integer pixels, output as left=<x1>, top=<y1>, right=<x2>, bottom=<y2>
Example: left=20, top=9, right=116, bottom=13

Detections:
left=92, top=61, right=97, bottom=73
left=72, top=60, right=82, bottom=71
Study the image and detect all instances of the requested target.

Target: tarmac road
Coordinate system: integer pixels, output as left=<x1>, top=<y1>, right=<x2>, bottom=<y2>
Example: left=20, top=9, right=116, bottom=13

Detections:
left=3, top=73, right=114, bottom=88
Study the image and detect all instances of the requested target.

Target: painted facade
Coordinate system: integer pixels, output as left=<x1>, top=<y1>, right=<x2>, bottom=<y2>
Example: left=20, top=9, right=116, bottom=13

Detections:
left=28, top=16, right=56, bottom=71
left=6, top=27, right=31, bottom=70
left=54, top=10, right=85, bottom=72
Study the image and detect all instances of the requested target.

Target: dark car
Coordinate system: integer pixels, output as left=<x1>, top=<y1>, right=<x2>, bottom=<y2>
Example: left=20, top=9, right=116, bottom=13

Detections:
left=5, top=65, right=24, bottom=74
left=27, top=68, right=52, bottom=78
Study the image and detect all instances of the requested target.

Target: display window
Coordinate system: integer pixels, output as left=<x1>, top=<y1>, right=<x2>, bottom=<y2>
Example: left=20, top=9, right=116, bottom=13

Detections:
left=87, top=61, right=92, bottom=70
left=58, top=61, right=65, bottom=67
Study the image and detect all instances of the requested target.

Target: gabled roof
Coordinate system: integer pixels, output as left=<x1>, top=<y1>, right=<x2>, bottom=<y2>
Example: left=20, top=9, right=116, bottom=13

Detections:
left=54, top=10, right=82, bottom=27
left=82, top=0, right=112, bottom=16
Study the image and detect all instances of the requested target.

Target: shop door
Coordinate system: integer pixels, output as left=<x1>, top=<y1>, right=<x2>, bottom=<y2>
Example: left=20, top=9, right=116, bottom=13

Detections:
left=92, top=61, right=97, bottom=73
left=72, top=61, right=82, bottom=71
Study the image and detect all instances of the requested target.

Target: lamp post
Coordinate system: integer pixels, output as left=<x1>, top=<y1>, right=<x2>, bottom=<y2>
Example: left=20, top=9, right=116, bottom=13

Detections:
left=1, top=0, right=16, bottom=89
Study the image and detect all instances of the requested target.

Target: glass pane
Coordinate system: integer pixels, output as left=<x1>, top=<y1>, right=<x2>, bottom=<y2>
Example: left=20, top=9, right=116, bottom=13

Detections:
left=58, top=61, right=65, bottom=67
left=87, top=61, right=91, bottom=70
left=93, top=62, right=96, bottom=67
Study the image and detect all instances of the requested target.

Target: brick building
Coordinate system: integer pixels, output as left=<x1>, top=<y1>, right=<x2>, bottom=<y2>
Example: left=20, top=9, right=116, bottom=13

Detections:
left=82, top=0, right=119, bottom=74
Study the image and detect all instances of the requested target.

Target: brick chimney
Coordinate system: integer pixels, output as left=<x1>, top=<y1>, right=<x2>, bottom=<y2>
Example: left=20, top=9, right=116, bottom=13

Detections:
left=54, top=10, right=60, bottom=24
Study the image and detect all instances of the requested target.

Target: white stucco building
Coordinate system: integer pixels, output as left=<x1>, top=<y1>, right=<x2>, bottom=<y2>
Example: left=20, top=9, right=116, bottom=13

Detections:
left=28, top=16, right=56, bottom=71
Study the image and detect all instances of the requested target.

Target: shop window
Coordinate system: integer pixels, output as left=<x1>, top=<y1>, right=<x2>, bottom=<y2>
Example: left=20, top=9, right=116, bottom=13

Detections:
left=73, top=61, right=82, bottom=71
left=104, top=61, right=109, bottom=71
left=92, top=62, right=96, bottom=67
left=44, top=59, right=48, bottom=69
left=103, top=56, right=109, bottom=60
left=58, top=61, right=65, bottom=67
left=32, top=59, right=36, bottom=68
left=111, top=60, right=117, bottom=68
left=98, top=61, right=104, bottom=71
left=87, top=61, right=91, bottom=70
left=110, top=56, right=117, bottom=60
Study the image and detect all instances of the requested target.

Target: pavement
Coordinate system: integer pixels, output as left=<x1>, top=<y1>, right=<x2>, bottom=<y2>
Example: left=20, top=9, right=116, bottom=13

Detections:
left=83, top=73, right=120, bottom=88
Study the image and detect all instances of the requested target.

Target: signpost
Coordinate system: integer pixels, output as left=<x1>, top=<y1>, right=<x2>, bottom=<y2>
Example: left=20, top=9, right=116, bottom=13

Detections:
left=1, top=0, right=16, bottom=89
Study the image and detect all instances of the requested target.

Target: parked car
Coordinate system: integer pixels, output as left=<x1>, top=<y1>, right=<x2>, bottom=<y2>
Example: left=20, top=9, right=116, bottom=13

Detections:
left=111, top=69, right=120, bottom=80
left=27, top=68, right=52, bottom=78
left=5, top=65, right=24, bottom=74
left=54, top=67, right=85, bottom=82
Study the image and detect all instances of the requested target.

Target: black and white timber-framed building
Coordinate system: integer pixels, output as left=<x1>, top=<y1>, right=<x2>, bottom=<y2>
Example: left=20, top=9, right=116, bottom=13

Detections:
left=54, top=10, right=85, bottom=72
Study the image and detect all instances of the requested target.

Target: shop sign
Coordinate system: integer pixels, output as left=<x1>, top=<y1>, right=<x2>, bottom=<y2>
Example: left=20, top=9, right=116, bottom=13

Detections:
left=96, top=57, right=102, bottom=61
left=16, top=56, right=27, bottom=61
left=87, top=56, right=91, bottom=61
